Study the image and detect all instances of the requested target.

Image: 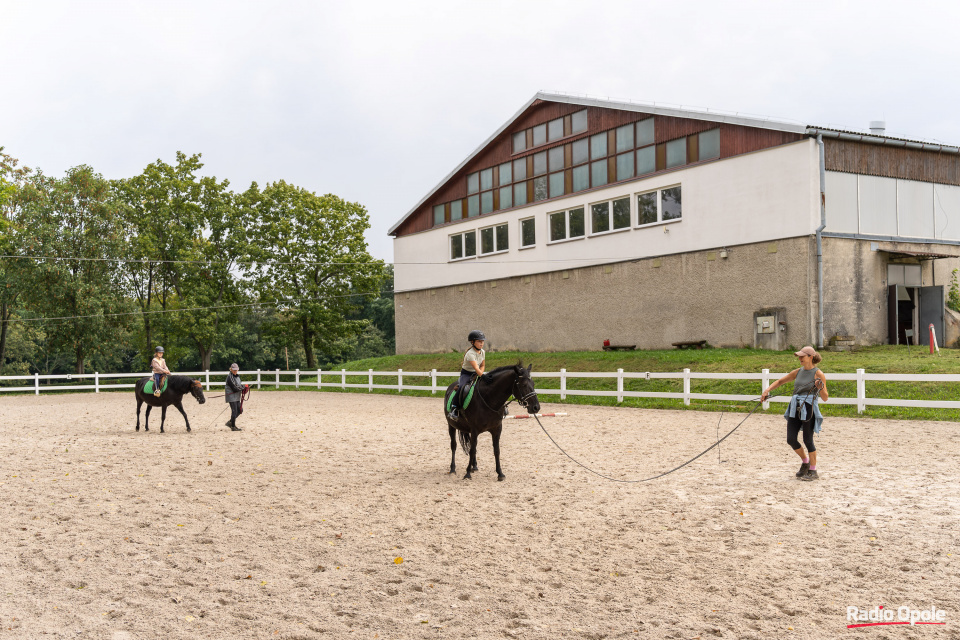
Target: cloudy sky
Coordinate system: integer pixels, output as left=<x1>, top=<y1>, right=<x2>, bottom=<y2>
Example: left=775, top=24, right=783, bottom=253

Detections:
left=3, top=0, right=958, bottom=261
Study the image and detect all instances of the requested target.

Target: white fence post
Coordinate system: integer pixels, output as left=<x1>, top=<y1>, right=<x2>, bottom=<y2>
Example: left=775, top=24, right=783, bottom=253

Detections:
left=761, top=368, right=770, bottom=410
left=398, top=369, right=403, bottom=393
left=317, top=369, right=321, bottom=390
left=857, top=368, right=866, bottom=414
left=431, top=369, right=437, bottom=394
left=560, top=368, right=567, bottom=401
left=35, top=372, right=39, bottom=395
left=368, top=369, right=373, bottom=392
left=617, top=368, right=624, bottom=403
left=295, top=369, right=300, bottom=389
left=95, top=371, right=100, bottom=394
left=275, top=369, right=279, bottom=389
left=341, top=369, right=346, bottom=390
left=257, top=368, right=261, bottom=390
left=683, top=368, right=691, bottom=406
left=205, top=370, right=210, bottom=391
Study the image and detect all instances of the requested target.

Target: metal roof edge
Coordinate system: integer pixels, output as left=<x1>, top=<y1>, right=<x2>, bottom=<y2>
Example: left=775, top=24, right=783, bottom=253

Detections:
left=807, top=127, right=960, bottom=154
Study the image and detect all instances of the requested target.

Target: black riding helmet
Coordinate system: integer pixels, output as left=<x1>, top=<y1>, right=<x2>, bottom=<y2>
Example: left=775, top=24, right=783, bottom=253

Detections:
left=155, top=346, right=164, bottom=353
left=467, top=330, right=485, bottom=343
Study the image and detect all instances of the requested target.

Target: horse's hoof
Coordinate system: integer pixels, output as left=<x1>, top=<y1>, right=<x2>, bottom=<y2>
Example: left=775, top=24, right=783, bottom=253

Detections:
left=498, top=475, right=506, bottom=481
left=463, top=474, right=472, bottom=480
left=186, top=428, right=192, bottom=433
left=135, top=427, right=140, bottom=432
left=448, top=469, right=455, bottom=474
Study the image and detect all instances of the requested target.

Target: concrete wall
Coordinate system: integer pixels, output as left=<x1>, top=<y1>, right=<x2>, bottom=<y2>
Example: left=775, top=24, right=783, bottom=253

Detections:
left=394, top=139, right=819, bottom=292
left=396, top=237, right=816, bottom=354
left=822, top=237, right=960, bottom=345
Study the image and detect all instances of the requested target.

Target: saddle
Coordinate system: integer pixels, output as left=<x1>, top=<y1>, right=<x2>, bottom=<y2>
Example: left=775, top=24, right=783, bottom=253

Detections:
left=144, top=375, right=168, bottom=394
left=446, top=377, right=478, bottom=413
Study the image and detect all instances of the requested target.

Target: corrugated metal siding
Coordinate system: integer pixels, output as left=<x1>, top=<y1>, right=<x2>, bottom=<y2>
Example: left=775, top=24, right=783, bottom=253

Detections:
left=395, top=103, right=806, bottom=237
left=824, top=139, right=960, bottom=186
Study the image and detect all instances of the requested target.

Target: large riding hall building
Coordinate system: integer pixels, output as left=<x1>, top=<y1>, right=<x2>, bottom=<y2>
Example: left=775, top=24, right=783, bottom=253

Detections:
left=390, top=92, right=960, bottom=353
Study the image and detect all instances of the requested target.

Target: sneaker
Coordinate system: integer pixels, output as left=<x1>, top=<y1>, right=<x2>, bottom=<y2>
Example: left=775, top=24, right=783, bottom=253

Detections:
left=801, top=469, right=819, bottom=481
left=153, top=390, right=161, bottom=397
left=796, top=462, right=810, bottom=478
left=447, top=410, right=459, bottom=422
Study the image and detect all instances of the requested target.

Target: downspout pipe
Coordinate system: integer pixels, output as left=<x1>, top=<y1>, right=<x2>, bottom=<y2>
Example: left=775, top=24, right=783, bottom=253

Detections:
left=816, top=134, right=826, bottom=348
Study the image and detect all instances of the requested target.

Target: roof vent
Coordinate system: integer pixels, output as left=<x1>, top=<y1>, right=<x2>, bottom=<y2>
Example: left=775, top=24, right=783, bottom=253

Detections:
left=869, top=120, right=886, bottom=136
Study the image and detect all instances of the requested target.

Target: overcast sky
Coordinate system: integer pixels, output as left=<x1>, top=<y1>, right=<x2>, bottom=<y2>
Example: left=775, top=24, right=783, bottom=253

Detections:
left=3, top=0, right=959, bottom=262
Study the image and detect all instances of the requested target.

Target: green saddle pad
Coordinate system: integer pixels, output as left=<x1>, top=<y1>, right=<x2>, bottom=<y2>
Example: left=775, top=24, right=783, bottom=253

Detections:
left=446, top=378, right=477, bottom=412
left=144, top=378, right=168, bottom=394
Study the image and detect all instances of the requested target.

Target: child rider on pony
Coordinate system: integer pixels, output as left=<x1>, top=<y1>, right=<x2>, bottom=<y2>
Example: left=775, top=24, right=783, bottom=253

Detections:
left=447, top=330, right=486, bottom=422
left=150, top=346, right=171, bottom=397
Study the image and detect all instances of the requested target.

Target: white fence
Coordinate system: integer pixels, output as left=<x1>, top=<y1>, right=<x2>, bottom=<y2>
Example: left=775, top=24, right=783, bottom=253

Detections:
left=2, top=368, right=959, bottom=414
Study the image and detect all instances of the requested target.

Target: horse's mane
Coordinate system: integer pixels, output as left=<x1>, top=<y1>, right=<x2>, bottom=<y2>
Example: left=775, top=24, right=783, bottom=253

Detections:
left=167, top=374, right=198, bottom=391
left=489, top=361, right=525, bottom=376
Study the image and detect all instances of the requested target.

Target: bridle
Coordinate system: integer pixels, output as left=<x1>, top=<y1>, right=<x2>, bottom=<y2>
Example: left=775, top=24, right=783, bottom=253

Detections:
left=512, top=373, right=538, bottom=410
left=473, top=367, right=538, bottom=414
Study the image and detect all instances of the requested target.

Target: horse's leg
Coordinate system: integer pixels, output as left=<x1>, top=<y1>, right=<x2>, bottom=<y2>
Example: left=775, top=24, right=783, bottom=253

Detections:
left=136, top=397, right=143, bottom=431
left=492, top=426, right=505, bottom=481
left=160, top=406, right=167, bottom=434
left=464, top=433, right=478, bottom=480
left=144, top=405, right=152, bottom=432
left=448, top=424, right=457, bottom=474
left=174, top=401, right=191, bottom=433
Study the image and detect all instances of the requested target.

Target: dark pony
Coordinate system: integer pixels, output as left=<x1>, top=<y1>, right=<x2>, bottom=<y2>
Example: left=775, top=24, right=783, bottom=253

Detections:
left=443, top=361, right=540, bottom=481
left=134, top=374, right=206, bottom=433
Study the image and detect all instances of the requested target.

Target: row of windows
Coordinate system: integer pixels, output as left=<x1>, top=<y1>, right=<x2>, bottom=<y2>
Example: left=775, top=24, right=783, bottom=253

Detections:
left=434, top=123, right=715, bottom=227
left=449, top=186, right=682, bottom=260
left=512, top=110, right=588, bottom=154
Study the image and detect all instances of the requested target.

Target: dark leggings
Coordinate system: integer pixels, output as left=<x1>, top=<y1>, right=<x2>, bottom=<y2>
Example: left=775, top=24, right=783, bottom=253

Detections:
left=786, top=415, right=816, bottom=453
left=229, top=401, right=241, bottom=424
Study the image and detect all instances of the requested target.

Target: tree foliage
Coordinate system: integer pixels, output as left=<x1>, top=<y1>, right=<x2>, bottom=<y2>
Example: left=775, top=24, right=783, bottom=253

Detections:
left=0, top=150, right=395, bottom=377
left=244, top=181, right=387, bottom=369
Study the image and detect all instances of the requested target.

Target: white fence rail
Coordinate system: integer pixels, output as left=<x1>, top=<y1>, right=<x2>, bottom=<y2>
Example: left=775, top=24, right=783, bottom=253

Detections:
left=1, top=368, right=958, bottom=414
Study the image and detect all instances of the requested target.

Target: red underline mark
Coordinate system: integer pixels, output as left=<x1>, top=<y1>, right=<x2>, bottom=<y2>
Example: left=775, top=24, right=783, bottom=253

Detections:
left=847, top=622, right=946, bottom=628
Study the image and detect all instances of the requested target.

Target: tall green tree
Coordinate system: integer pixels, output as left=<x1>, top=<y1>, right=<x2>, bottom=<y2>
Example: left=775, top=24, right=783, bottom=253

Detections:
left=0, top=147, right=31, bottom=369
left=244, top=181, right=386, bottom=369
left=13, top=165, right=132, bottom=374
left=171, top=178, right=249, bottom=370
left=115, top=152, right=206, bottom=363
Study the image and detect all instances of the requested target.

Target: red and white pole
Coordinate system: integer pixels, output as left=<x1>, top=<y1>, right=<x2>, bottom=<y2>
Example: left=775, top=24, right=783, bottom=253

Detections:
left=929, top=323, right=941, bottom=355
left=504, top=412, right=568, bottom=420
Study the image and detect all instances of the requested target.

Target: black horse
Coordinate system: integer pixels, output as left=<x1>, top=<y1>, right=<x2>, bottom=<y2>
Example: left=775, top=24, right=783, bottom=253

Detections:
left=444, top=361, right=540, bottom=481
left=134, top=375, right=206, bottom=433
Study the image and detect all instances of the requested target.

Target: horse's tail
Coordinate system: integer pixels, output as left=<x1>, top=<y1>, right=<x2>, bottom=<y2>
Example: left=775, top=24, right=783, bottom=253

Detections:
left=457, top=427, right=470, bottom=453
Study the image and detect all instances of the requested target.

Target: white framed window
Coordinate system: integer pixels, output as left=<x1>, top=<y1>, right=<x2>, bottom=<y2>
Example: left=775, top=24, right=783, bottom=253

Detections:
left=548, top=207, right=585, bottom=243
left=450, top=230, right=477, bottom=261
left=520, top=217, right=536, bottom=249
left=480, top=223, right=509, bottom=255
left=590, top=196, right=631, bottom=235
left=636, top=185, right=682, bottom=227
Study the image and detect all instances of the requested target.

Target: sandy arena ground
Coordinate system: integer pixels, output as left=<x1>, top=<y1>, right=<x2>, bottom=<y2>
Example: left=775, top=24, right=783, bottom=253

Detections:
left=0, top=390, right=958, bottom=639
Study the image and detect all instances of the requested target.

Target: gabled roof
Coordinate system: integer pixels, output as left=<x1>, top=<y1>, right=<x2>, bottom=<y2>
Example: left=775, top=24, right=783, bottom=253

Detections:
left=390, top=92, right=960, bottom=236
left=389, top=91, right=809, bottom=236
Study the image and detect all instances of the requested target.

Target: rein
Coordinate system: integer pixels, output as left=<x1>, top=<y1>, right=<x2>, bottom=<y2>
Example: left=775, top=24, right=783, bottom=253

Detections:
left=473, top=371, right=536, bottom=415
left=533, top=388, right=798, bottom=484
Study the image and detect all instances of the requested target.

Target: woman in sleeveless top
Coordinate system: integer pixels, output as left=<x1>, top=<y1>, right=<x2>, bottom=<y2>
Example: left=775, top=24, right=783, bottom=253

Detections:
left=761, top=346, right=829, bottom=481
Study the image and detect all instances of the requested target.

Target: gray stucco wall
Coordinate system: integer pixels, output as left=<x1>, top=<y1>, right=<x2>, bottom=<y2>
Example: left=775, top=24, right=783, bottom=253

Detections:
left=396, top=237, right=818, bottom=353
left=821, top=237, right=960, bottom=346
